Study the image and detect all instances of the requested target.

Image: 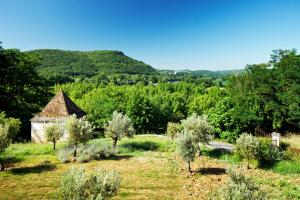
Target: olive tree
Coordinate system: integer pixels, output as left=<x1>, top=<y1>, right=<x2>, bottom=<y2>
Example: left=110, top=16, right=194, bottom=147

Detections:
left=65, top=115, right=93, bottom=157
left=45, top=122, right=63, bottom=150
left=235, top=133, right=259, bottom=169
left=104, top=111, right=135, bottom=150
left=181, top=113, right=214, bottom=154
left=176, top=133, right=196, bottom=173
left=167, top=122, right=181, bottom=142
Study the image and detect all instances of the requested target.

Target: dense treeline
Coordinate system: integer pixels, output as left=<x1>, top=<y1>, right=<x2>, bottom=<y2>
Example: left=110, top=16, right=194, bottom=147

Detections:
left=56, top=50, right=300, bottom=140
left=1, top=42, right=299, bottom=141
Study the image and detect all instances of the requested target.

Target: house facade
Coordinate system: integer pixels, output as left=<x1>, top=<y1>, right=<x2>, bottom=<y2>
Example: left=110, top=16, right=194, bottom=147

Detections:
left=31, top=91, right=85, bottom=143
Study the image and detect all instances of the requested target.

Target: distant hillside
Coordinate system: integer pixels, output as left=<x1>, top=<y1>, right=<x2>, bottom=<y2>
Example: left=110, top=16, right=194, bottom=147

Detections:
left=26, top=49, right=157, bottom=78
left=159, top=69, right=242, bottom=78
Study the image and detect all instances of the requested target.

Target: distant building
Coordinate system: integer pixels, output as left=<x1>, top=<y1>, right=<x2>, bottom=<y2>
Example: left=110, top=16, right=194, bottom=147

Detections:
left=31, top=91, right=85, bottom=143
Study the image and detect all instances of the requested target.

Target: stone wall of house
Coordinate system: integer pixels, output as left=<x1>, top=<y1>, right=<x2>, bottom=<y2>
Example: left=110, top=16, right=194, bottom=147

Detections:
left=31, top=120, right=68, bottom=143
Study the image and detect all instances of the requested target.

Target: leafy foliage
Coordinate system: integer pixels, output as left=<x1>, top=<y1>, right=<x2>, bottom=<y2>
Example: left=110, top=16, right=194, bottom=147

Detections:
left=45, top=122, right=63, bottom=150
left=166, top=122, right=181, bottom=142
left=65, top=115, right=93, bottom=156
left=76, top=143, right=114, bottom=163
left=0, top=48, right=50, bottom=140
left=55, top=166, right=121, bottom=200
left=0, top=112, right=21, bottom=141
left=0, top=113, right=21, bottom=171
left=104, top=111, right=135, bottom=149
left=256, top=138, right=285, bottom=167
left=181, top=113, right=214, bottom=144
left=176, top=133, right=196, bottom=172
left=235, top=133, right=259, bottom=168
left=26, top=49, right=156, bottom=82
left=57, top=147, right=74, bottom=163
left=209, top=168, right=266, bottom=200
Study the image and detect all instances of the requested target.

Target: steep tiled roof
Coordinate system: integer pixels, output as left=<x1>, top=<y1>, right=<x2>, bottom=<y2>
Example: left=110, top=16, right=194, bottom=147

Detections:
left=31, top=91, right=85, bottom=121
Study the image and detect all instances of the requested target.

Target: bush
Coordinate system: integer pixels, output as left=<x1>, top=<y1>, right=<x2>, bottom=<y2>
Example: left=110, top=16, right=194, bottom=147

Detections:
left=77, top=143, right=114, bottom=162
left=57, top=147, right=74, bottom=163
left=235, top=133, right=259, bottom=169
left=256, top=138, right=284, bottom=167
left=220, top=131, right=238, bottom=143
left=209, top=168, right=266, bottom=200
left=55, top=166, right=121, bottom=200
left=176, top=133, right=197, bottom=173
left=58, top=143, right=115, bottom=163
left=166, top=122, right=181, bottom=142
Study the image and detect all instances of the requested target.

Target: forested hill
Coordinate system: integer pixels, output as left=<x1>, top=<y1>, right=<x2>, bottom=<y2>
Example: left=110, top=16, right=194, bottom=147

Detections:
left=26, top=49, right=157, bottom=77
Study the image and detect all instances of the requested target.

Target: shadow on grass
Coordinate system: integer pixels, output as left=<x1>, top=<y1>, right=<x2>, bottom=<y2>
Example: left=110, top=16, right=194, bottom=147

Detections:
left=120, top=141, right=159, bottom=151
left=104, top=154, right=133, bottom=161
left=1, top=156, right=24, bottom=169
left=10, top=162, right=56, bottom=175
left=195, top=167, right=226, bottom=175
left=202, top=148, right=232, bottom=159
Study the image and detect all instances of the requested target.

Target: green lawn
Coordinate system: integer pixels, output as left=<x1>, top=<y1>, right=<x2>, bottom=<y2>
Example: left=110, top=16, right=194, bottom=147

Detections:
left=0, top=135, right=299, bottom=200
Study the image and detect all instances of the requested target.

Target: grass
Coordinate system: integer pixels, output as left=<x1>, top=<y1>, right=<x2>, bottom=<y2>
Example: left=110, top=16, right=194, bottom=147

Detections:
left=0, top=134, right=299, bottom=199
left=282, top=134, right=300, bottom=149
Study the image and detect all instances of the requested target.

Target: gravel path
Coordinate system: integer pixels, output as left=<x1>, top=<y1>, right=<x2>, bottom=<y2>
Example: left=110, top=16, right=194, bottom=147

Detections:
left=207, top=141, right=234, bottom=152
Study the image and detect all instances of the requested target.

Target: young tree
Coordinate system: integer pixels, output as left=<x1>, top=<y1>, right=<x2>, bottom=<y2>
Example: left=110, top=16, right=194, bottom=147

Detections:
left=176, top=133, right=196, bottom=173
left=45, top=122, right=63, bottom=150
left=235, top=133, right=259, bottom=169
left=105, top=111, right=135, bottom=150
left=181, top=113, right=214, bottom=154
left=166, top=122, right=181, bottom=142
left=65, top=115, right=93, bottom=157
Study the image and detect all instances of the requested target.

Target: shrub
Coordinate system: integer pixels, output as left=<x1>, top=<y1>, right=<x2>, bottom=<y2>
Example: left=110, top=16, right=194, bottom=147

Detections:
left=0, top=113, right=21, bottom=171
left=176, top=133, right=197, bottom=173
left=256, top=138, right=284, bottom=167
left=209, top=168, right=266, bottom=200
left=235, top=133, right=259, bottom=169
left=57, top=147, right=74, bottom=163
left=220, top=131, right=238, bottom=143
left=55, top=166, right=121, bottom=200
left=76, top=143, right=114, bottom=163
left=166, top=122, right=181, bottom=142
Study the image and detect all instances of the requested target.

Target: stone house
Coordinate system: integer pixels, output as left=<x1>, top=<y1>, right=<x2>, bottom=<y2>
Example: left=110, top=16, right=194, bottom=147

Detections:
left=31, top=91, right=85, bottom=143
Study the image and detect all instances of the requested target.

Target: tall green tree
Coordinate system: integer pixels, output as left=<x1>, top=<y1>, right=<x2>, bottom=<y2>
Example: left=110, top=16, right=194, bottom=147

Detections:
left=0, top=46, right=50, bottom=140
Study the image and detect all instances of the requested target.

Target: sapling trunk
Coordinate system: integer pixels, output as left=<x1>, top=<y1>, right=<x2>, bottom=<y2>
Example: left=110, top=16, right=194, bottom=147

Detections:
left=188, top=161, right=191, bottom=173
left=53, top=139, right=56, bottom=150
left=247, top=158, right=250, bottom=169
left=73, top=145, right=77, bottom=157
left=112, top=138, right=118, bottom=150
left=0, top=158, right=4, bottom=171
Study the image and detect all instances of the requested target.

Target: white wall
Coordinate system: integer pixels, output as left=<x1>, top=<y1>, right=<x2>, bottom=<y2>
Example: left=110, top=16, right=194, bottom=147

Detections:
left=31, top=121, right=68, bottom=143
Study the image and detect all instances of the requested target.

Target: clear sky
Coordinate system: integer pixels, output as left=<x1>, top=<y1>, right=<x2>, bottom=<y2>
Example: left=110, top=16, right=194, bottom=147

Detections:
left=1, top=0, right=300, bottom=70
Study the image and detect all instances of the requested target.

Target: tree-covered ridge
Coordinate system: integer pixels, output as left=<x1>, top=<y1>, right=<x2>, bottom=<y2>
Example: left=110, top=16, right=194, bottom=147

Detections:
left=26, top=49, right=157, bottom=78
left=159, top=69, right=242, bottom=78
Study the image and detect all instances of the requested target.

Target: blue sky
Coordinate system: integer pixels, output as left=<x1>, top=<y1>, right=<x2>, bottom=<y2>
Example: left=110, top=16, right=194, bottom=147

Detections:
left=1, top=0, right=300, bottom=70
